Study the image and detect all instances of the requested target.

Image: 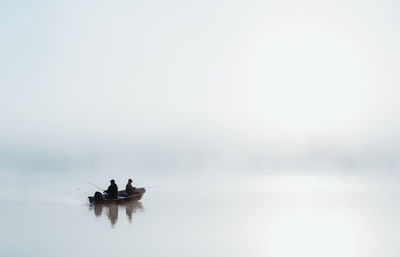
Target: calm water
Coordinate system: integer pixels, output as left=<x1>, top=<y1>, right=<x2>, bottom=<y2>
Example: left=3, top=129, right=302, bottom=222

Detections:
left=1, top=174, right=400, bottom=257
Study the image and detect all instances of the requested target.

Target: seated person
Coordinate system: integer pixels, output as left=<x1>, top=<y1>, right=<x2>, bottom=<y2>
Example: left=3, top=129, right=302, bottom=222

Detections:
left=125, top=179, right=136, bottom=195
left=104, top=179, right=118, bottom=199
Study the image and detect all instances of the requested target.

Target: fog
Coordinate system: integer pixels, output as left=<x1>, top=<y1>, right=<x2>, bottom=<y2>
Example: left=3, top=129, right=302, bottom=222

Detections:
left=2, top=0, right=400, bottom=175
left=4, top=3, right=400, bottom=256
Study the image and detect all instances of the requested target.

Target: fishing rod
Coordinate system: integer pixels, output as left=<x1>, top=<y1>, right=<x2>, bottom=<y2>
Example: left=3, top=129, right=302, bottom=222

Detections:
left=81, top=179, right=106, bottom=191
left=137, top=186, right=159, bottom=189
left=82, top=178, right=159, bottom=191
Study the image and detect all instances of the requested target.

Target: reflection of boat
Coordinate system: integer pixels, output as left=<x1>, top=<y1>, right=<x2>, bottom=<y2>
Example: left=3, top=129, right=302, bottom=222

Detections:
left=90, top=200, right=143, bottom=227
left=88, top=188, right=146, bottom=204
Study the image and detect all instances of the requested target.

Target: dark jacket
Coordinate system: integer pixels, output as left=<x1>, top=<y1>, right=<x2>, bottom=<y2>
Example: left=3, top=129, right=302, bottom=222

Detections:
left=105, top=183, right=118, bottom=199
left=125, top=183, right=136, bottom=195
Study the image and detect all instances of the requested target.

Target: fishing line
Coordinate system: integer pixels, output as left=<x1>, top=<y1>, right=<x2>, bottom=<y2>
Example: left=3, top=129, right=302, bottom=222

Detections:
left=76, top=187, right=90, bottom=196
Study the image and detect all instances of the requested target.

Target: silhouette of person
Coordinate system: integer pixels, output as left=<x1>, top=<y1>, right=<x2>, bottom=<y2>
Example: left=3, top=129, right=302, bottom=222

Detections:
left=104, top=179, right=118, bottom=199
left=125, top=179, right=136, bottom=195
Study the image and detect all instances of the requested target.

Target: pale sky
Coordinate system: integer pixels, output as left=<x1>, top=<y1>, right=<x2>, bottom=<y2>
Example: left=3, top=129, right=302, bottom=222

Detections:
left=1, top=0, right=400, bottom=172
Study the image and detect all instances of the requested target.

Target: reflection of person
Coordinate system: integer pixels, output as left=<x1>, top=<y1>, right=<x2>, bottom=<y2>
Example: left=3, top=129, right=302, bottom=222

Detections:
left=107, top=203, right=118, bottom=226
left=90, top=201, right=143, bottom=226
left=125, top=179, right=136, bottom=195
left=125, top=201, right=143, bottom=222
left=105, top=179, right=118, bottom=199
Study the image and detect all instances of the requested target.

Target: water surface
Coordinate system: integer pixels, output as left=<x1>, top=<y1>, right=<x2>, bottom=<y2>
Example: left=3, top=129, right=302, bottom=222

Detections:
left=1, top=175, right=399, bottom=257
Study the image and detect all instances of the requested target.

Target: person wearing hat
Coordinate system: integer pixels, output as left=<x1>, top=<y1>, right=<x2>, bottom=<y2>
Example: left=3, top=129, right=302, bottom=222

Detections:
left=125, top=179, right=136, bottom=195
left=104, top=179, right=118, bottom=199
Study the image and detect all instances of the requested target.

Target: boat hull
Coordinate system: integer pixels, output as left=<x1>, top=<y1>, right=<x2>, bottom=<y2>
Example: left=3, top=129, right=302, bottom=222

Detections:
left=88, top=188, right=146, bottom=204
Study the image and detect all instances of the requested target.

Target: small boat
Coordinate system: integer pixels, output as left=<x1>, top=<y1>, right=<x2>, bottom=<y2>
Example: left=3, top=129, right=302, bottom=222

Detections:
left=88, top=188, right=146, bottom=204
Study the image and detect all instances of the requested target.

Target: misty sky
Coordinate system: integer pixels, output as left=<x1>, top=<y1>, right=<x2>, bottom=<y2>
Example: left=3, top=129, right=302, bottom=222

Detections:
left=1, top=0, right=400, bottom=173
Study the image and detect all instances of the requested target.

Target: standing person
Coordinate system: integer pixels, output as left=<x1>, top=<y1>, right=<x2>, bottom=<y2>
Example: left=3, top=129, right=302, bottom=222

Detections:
left=105, top=179, right=118, bottom=199
left=125, top=179, right=136, bottom=195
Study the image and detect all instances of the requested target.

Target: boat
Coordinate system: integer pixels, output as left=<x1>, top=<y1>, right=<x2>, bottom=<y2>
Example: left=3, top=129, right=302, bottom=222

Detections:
left=88, top=187, right=146, bottom=204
